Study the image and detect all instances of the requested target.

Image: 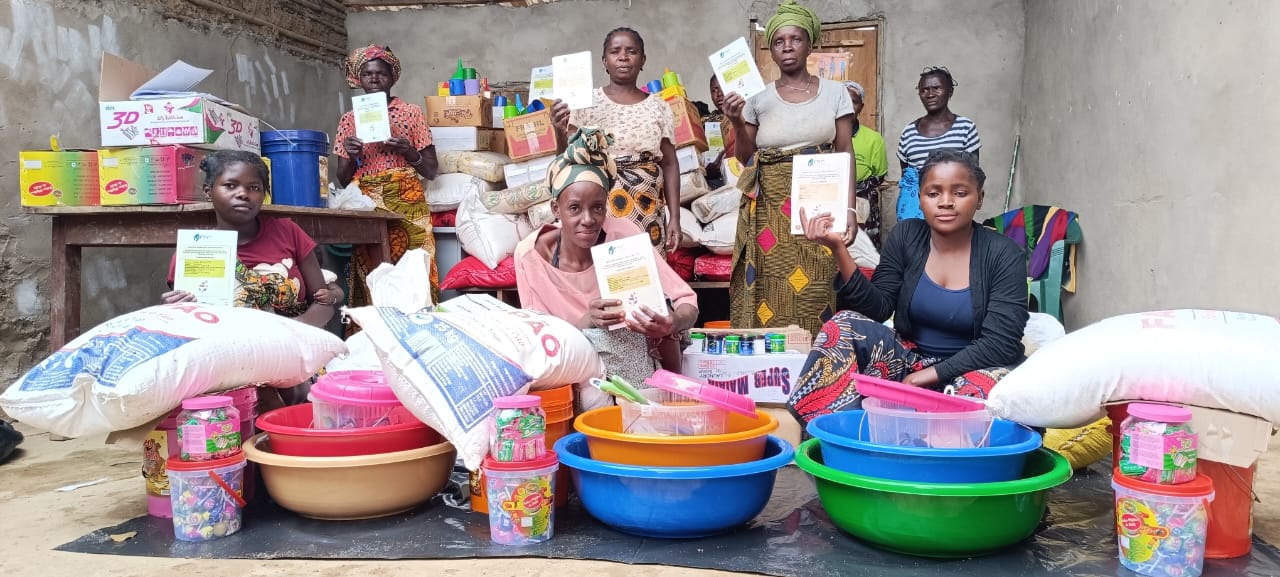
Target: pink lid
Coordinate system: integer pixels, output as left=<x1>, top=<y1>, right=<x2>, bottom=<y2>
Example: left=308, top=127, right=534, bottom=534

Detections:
left=1126, top=402, right=1192, bottom=424
left=644, top=369, right=758, bottom=418
left=493, top=395, right=541, bottom=409
left=181, top=395, right=233, bottom=410
left=310, top=370, right=401, bottom=407
left=854, top=374, right=985, bottom=413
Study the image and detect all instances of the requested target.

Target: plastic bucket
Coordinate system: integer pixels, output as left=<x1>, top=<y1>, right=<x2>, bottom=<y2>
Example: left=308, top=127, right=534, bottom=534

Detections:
left=144, top=387, right=257, bottom=517
left=261, top=130, right=329, bottom=207
left=1113, top=472, right=1214, bottom=577
left=483, top=452, right=558, bottom=545
left=473, top=385, right=574, bottom=514
left=167, top=453, right=248, bottom=541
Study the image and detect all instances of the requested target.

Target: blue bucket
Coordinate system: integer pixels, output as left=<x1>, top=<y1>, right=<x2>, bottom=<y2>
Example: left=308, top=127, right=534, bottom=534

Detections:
left=262, top=130, right=329, bottom=208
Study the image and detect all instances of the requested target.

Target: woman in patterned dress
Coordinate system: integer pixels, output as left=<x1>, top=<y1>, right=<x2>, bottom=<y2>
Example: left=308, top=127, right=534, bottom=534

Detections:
left=550, top=27, right=682, bottom=255
left=333, top=44, right=440, bottom=312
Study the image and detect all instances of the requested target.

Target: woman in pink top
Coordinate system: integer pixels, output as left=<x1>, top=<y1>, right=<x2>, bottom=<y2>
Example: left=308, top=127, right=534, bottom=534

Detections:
left=515, top=128, right=698, bottom=378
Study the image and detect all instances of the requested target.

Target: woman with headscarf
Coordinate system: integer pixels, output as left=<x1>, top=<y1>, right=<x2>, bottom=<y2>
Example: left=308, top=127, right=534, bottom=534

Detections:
left=722, top=0, right=856, bottom=336
left=845, top=80, right=888, bottom=248
left=515, top=127, right=698, bottom=381
left=896, top=67, right=981, bottom=221
left=333, top=44, right=440, bottom=313
left=549, top=27, right=681, bottom=256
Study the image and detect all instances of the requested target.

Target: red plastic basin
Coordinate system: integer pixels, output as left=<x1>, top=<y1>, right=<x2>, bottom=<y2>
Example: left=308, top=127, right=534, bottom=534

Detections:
left=255, top=404, right=441, bottom=457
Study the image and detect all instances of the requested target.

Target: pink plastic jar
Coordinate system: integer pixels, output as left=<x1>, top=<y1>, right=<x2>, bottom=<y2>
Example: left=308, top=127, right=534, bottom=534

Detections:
left=177, top=396, right=241, bottom=462
left=489, top=395, right=546, bottom=462
left=1119, top=402, right=1198, bottom=485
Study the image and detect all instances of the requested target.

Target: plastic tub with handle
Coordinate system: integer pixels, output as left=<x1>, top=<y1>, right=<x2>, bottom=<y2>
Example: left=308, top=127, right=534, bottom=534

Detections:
left=1112, top=472, right=1215, bottom=577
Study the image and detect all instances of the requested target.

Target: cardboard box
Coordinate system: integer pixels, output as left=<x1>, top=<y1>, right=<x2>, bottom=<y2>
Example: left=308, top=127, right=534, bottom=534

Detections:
left=98, top=146, right=207, bottom=205
left=504, top=109, right=560, bottom=162
left=19, top=151, right=100, bottom=206
left=432, top=126, right=492, bottom=152
left=1187, top=406, right=1274, bottom=468
left=425, top=95, right=493, bottom=128
left=666, top=96, right=709, bottom=152
left=502, top=155, right=555, bottom=189
left=676, top=145, right=702, bottom=174
left=682, top=350, right=809, bottom=405
left=98, top=54, right=260, bottom=152
left=485, top=128, right=508, bottom=155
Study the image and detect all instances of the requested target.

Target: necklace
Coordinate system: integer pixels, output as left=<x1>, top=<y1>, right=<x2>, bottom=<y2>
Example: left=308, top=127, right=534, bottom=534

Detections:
left=778, top=75, right=815, bottom=93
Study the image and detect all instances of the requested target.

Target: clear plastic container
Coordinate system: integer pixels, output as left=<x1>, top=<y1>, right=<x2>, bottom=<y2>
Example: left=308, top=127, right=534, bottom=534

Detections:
left=309, top=370, right=401, bottom=429
left=1113, top=473, right=1214, bottom=577
left=176, top=395, right=241, bottom=461
left=168, top=453, right=247, bottom=541
left=617, top=388, right=730, bottom=437
left=862, top=397, right=992, bottom=449
left=1119, top=402, right=1198, bottom=485
left=484, top=452, right=558, bottom=545
left=489, top=395, right=547, bottom=462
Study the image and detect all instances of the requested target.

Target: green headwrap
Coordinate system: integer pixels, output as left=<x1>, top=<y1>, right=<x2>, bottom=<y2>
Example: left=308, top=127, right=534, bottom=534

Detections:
left=765, top=0, right=822, bottom=47
left=546, top=127, right=617, bottom=198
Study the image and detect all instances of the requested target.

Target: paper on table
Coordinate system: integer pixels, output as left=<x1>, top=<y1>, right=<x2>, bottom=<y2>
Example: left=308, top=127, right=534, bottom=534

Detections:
left=790, top=153, right=851, bottom=235
left=174, top=229, right=238, bottom=306
left=709, top=37, right=767, bottom=100
left=529, top=65, right=555, bottom=102
left=591, top=233, right=669, bottom=330
left=553, top=51, right=594, bottom=110
left=353, top=92, right=392, bottom=143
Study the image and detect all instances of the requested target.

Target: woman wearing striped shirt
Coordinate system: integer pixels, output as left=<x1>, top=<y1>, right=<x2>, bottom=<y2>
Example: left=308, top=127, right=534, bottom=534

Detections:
left=896, top=67, right=981, bottom=221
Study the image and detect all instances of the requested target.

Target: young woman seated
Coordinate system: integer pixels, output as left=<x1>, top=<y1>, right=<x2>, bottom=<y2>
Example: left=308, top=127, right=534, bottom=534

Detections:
left=788, top=149, right=1028, bottom=423
left=514, top=128, right=699, bottom=387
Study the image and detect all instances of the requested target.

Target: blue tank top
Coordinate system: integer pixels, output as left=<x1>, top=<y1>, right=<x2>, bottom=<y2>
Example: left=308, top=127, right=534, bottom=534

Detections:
left=908, top=274, right=974, bottom=358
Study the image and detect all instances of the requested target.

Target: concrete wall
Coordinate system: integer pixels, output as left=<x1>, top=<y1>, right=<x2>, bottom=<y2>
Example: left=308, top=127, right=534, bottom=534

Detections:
left=1019, top=1, right=1275, bottom=326
left=347, top=0, right=1024, bottom=216
left=0, top=0, right=345, bottom=383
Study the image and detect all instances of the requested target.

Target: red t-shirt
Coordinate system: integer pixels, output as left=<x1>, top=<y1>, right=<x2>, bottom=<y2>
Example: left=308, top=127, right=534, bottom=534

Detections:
left=168, top=217, right=318, bottom=314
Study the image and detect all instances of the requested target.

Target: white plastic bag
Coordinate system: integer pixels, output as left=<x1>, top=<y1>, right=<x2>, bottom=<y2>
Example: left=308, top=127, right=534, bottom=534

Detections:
left=679, top=171, right=713, bottom=205
left=345, top=304, right=604, bottom=470
left=0, top=304, right=346, bottom=437
left=987, top=310, right=1280, bottom=428
left=678, top=207, right=702, bottom=249
left=427, top=173, right=498, bottom=213
left=847, top=227, right=881, bottom=269
left=457, top=192, right=523, bottom=269
left=1022, top=312, right=1066, bottom=356
left=692, top=185, right=742, bottom=224
left=328, top=249, right=436, bottom=374
left=327, top=182, right=376, bottom=211
left=701, top=212, right=737, bottom=255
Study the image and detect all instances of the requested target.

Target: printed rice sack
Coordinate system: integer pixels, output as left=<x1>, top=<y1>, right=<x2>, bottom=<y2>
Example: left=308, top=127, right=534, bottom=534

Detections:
left=437, top=151, right=510, bottom=183
left=457, top=191, right=523, bottom=269
left=679, top=171, right=713, bottom=205
left=692, top=186, right=742, bottom=224
left=0, top=304, right=345, bottom=437
left=701, top=212, right=736, bottom=255
left=427, top=173, right=498, bottom=213
left=987, top=310, right=1280, bottom=428
left=527, top=200, right=556, bottom=229
left=345, top=305, right=604, bottom=470
left=481, top=181, right=555, bottom=215
left=678, top=207, right=702, bottom=249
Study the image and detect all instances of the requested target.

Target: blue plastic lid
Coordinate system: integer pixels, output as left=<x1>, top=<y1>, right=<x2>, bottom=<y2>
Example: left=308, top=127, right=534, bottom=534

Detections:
left=262, top=130, right=329, bottom=144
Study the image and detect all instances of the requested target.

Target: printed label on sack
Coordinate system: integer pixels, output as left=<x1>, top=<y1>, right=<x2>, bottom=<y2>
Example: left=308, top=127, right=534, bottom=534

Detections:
left=19, top=328, right=195, bottom=391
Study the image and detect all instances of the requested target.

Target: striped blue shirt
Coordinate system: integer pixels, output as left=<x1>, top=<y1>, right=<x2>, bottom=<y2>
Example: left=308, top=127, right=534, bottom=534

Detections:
left=897, top=115, right=981, bottom=168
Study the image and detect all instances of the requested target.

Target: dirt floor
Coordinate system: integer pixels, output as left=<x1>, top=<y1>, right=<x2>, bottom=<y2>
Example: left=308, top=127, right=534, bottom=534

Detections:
left=1, top=420, right=1277, bottom=577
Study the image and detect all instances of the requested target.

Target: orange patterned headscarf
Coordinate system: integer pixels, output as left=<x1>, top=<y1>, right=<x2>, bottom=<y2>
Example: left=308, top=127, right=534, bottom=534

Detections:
left=345, top=44, right=401, bottom=89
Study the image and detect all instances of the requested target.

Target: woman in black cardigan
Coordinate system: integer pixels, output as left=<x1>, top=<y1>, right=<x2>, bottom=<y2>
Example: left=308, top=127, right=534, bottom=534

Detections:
left=789, top=150, right=1028, bottom=423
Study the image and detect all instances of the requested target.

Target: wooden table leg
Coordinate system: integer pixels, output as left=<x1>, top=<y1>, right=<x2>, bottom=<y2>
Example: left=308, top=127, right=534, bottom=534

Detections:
left=48, top=220, right=81, bottom=352
left=377, top=220, right=392, bottom=265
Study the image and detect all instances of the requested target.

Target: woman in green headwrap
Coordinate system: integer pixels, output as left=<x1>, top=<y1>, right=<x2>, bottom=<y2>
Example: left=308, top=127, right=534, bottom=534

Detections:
left=515, top=127, right=698, bottom=378
left=723, top=0, right=856, bottom=336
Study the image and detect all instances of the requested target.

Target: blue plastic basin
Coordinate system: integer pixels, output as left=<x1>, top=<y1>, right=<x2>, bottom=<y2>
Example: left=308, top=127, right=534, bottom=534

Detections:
left=807, top=410, right=1041, bottom=483
left=554, top=433, right=794, bottom=539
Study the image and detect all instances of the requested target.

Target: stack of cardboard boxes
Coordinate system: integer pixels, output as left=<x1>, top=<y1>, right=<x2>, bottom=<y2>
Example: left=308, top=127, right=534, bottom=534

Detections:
left=20, top=54, right=261, bottom=208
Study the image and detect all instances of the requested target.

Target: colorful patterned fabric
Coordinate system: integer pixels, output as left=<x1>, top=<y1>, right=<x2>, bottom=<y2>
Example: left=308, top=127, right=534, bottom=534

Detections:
left=856, top=175, right=883, bottom=249
left=167, top=217, right=317, bottom=317
left=609, top=154, right=668, bottom=254
left=334, top=97, right=433, bottom=177
left=788, top=311, right=1014, bottom=424
left=235, top=261, right=309, bottom=317
left=765, top=0, right=822, bottom=45
left=896, top=164, right=922, bottom=221
left=730, top=146, right=837, bottom=336
left=983, top=205, right=1078, bottom=292
left=345, top=44, right=401, bottom=89
left=347, top=167, right=438, bottom=330
left=547, top=127, right=617, bottom=198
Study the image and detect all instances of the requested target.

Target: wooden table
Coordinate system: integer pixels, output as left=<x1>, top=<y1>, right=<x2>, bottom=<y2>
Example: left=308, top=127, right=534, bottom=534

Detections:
left=25, top=203, right=403, bottom=351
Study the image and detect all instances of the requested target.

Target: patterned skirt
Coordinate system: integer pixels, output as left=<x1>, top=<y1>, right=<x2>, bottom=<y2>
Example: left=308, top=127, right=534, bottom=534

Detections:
left=729, top=147, right=837, bottom=336
left=856, top=175, right=884, bottom=249
left=348, top=167, right=439, bottom=322
left=609, top=155, right=668, bottom=255
left=787, top=311, right=1014, bottom=424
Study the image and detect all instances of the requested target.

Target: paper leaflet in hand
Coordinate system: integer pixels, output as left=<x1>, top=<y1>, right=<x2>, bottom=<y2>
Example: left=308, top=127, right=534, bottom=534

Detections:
left=591, top=233, right=669, bottom=330
left=790, top=152, right=851, bottom=235
left=709, top=37, right=766, bottom=100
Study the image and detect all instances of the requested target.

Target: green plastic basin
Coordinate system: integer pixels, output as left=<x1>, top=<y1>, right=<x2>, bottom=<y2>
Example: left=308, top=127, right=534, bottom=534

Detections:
left=795, top=438, right=1072, bottom=558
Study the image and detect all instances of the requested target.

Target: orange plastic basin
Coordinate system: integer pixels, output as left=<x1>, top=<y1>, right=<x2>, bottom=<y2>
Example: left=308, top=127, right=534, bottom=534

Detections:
left=574, top=406, right=778, bottom=467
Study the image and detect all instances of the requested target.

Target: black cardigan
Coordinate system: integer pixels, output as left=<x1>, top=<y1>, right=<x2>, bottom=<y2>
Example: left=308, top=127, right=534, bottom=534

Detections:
left=835, top=219, right=1029, bottom=382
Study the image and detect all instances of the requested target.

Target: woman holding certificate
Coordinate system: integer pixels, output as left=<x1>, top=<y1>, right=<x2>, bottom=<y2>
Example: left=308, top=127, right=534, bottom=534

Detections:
left=788, top=151, right=1028, bottom=423
left=550, top=27, right=682, bottom=255
left=515, top=128, right=698, bottom=383
left=722, top=0, right=856, bottom=336
left=333, top=44, right=440, bottom=315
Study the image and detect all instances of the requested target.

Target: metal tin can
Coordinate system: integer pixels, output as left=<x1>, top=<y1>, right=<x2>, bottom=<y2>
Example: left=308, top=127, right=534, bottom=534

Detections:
left=766, top=333, right=787, bottom=353
left=739, top=336, right=754, bottom=356
left=724, top=334, right=742, bottom=355
left=689, top=332, right=707, bottom=353
left=706, top=334, right=723, bottom=355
